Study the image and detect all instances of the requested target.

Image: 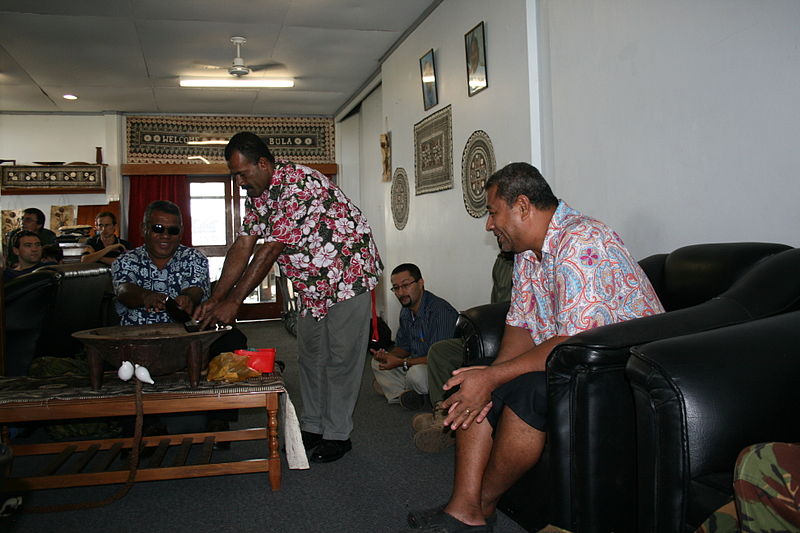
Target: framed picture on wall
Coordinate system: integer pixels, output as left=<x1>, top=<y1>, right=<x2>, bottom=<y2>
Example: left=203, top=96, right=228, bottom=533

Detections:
left=419, top=49, right=438, bottom=111
left=465, top=22, right=488, bottom=96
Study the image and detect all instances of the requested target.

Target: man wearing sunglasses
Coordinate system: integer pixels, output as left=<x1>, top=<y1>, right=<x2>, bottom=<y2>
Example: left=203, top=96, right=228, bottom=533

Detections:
left=112, top=200, right=209, bottom=326
left=370, top=263, right=458, bottom=411
left=196, top=132, right=383, bottom=464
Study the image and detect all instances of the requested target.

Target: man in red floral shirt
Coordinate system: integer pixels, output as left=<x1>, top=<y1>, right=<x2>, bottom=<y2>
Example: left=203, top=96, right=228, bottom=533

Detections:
left=196, top=132, right=383, bottom=463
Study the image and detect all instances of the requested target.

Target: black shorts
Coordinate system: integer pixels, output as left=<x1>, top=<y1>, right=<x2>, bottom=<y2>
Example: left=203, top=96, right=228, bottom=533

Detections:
left=486, top=371, right=548, bottom=431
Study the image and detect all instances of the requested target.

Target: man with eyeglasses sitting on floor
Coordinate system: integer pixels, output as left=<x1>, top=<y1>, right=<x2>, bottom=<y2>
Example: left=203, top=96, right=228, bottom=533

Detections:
left=371, top=263, right=458, bottom=411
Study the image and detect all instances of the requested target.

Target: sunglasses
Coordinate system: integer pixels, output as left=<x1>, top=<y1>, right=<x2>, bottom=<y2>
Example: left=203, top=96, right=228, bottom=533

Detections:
left=150, top=224, right=181, bottom=235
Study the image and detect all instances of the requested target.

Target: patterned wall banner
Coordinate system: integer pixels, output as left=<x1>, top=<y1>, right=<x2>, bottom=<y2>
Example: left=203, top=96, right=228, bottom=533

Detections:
left=461, top=130, right=496, bottom=218
left=391, top=167, right=410, bottom=231
left=126, top=115, right=335, bottom=165
left=414, top=105, right=453, bottom=195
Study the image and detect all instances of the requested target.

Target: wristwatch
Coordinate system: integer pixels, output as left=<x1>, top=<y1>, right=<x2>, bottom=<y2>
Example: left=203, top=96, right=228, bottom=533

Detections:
left=402, top=359, right=409, bottom=372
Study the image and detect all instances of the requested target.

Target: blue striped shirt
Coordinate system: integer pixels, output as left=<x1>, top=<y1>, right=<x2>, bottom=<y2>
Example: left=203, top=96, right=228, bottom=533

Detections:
left=395, top=290, right=458, bottom=358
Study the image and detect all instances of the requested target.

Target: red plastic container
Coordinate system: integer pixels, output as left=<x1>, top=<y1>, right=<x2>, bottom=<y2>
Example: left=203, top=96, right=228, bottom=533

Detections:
left=234, top=348, right=276, bottom=373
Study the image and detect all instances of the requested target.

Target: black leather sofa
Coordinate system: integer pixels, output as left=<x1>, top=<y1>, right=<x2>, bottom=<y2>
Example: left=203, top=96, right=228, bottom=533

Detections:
left=3, top=263, right=114, bottom=376
left=626, top=310, right=800, bottom=532
left=454, top=242, right=799, bottom=532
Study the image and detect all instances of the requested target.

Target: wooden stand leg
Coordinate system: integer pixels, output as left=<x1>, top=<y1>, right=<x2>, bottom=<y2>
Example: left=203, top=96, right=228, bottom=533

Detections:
left=266, top=393, right=281, bottom=490
left=186, top=341, right=202, bottom=388
left=87, top=346, right=105, bottom=390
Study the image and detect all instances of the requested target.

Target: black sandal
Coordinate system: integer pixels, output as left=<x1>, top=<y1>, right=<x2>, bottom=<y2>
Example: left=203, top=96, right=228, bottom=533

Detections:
left=401, top=508, right=493, bottom=533
left=407, top=506, right=497, bottom=529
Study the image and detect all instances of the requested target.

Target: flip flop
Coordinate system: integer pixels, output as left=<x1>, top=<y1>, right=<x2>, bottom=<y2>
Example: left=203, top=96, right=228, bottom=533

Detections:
left=407, top=506, right=497, bottom=529
left=401, top=508, right=493, bottom=533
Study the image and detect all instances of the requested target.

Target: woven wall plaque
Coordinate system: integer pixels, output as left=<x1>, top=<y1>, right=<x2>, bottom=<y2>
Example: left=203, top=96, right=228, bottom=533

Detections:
left=460, top=130, right=496, bottom=218
left=391, top=167, right=410, bottom=230
left=414, top=106, right=453, bottom=195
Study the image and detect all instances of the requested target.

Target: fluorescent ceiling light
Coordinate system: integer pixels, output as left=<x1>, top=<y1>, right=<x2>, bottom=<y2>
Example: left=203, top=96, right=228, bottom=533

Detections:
left=179, top=78, right=294, bottom=88
left=186, top=140, right=228, bottom=145
left=63, top=94, right=78, bottom=100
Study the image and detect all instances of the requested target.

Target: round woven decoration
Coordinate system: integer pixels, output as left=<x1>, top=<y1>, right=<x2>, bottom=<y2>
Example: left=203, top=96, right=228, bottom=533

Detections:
left=461, top=130, right=496, bottom=218
left=391, top=167, right=410, bottom=230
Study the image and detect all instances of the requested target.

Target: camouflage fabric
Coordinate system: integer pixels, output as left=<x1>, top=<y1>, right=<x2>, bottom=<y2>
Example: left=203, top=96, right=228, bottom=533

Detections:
left=696, top=442, right=800, bottom=533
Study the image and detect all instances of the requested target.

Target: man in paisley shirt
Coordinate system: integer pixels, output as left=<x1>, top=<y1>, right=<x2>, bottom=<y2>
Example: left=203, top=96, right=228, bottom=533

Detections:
left=196, top=132, right=383, bottom=464
left=404, top=163, right=663, bottom=533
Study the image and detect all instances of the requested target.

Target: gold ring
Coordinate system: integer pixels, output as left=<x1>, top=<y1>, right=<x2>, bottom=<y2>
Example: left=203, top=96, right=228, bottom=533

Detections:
left=465, top=408, right=471, bottom=414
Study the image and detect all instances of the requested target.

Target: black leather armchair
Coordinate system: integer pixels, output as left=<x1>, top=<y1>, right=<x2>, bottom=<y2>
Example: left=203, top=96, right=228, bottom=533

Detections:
left=3, top=271, right=59, bottom=376
left=626, top=311, right=800, bottom=532
left=454, top=242, right=797, bottom=532
left=2, top=263, right=113, bottom=375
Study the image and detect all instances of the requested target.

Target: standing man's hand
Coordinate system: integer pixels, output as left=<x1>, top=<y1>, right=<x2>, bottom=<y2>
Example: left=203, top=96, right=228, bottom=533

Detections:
left=195, top=297, right=240, bottom=328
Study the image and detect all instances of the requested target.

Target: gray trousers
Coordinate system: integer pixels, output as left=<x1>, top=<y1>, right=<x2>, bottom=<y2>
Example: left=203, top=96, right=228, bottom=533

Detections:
left=426, top=338, right=465, bottom=406
left=296, top=290, right=372, bottom=441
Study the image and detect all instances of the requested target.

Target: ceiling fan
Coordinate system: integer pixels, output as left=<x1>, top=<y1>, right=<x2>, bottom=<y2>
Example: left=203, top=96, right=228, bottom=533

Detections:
left=197, top=36, right=285, bottom=77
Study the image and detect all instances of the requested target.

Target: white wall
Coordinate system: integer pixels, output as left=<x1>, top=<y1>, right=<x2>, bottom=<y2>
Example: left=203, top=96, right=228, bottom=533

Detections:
left=360, top=0, right=535, bottom=327
left=0, top=113, right=122, bottom=248
left=539, top=0, right=800, bottom=258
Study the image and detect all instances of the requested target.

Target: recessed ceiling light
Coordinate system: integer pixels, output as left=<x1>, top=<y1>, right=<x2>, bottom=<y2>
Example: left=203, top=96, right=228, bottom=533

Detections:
left=63, top=94, right=78, bottom=100
left=179, top=78, right=294, bottom=88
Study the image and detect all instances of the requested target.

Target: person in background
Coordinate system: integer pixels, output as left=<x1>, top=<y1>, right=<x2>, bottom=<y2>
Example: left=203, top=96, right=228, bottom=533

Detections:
left=3, top=231, right=44, bottom=282
left=81, top=211, right=130, bottom=265
left=4, top=208, right=58, bottom=268
left=41, top=244, right=64, bottom=265
left=411, top=247, right=514, bottom=453
left=195, top=131, right=383, bottom=464
left=371, top=263, right=458, bottom=411
left=402, top=163, right=663, bottom=533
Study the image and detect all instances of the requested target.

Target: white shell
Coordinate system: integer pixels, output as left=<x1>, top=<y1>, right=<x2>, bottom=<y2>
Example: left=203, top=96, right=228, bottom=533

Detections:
left=117, top=361, right=134, bottom=381
left=134, top=364, right=155, bottom=385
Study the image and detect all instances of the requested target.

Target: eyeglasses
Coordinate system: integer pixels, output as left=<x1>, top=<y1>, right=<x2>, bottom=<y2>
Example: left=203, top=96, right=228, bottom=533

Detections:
left=149, top=224, right=181, bottom=235
left=390, top=279, right=420, bottom=293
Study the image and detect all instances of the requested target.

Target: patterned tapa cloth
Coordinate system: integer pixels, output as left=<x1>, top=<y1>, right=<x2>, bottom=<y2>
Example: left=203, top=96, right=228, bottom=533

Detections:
left=0, top=372, right=284, bottom=404
left=0, top=371, right=309, bottom=470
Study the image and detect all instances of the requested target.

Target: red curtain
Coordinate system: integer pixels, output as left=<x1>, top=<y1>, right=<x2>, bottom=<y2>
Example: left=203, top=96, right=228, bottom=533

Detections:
left=127, top=175, right=192, bottom=248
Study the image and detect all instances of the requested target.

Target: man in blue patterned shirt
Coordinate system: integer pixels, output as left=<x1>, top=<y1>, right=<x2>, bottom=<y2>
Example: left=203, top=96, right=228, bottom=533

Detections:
left=112, top=200, right=209, bottom=325
left=371, top=263, right=458, bottom=410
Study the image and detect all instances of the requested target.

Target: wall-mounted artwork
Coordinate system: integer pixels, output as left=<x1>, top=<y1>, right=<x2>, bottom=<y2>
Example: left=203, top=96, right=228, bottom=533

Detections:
left=419, top=49, right=438, bottom=111
left=50, top=205, right=76, bottom=231
left=1, top=165, right=105, bottom=194
left=461, top=130, right=496, bottom=218
left=380, top=132, right=392, bottom=182
left=414, top=105, right=453, bottom=195
left=465, top=22, right=488, bottom=97
left=126, top=115, right=335, bottom=165
left=391, top=167, right=410, bottom=230
left=2, top=209, right=24, bottom=239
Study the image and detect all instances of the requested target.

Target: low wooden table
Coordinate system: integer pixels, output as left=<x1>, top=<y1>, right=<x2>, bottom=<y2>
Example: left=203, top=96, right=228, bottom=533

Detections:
left=0, top=372, right=284, bottom=492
